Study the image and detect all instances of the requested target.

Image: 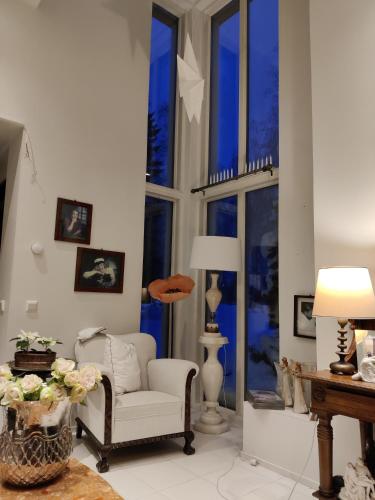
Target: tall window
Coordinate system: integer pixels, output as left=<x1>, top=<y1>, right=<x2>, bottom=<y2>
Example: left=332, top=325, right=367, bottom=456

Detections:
left=209, top=0, right=240, bottom=179
left=142, top=5, right=178, bottom=358
left=207, top=196, right=238, bottom=409
left=247, top=0, right=279, bottom=165
left=245, top=185, right=279, bottom=391
left=141, top=197, right=173, bottom=358
left=147, top=5, right=178, bottom=187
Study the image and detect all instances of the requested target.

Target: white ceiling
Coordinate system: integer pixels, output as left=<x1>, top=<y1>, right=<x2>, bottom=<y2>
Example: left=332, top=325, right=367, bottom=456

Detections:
left=168, top=0, right=221, bottom=13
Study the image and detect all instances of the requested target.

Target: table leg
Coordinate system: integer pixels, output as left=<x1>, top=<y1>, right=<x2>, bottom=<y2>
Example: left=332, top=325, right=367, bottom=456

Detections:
left=316, top=413, right=335, bottom=498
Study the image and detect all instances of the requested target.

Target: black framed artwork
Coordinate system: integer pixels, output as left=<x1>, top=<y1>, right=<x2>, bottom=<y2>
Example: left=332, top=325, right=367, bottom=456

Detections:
left=54, top=198, right=93, bottom=245
left=74, top=247, right=125, bottom=293
left=294, top=295, right=316, bottom=339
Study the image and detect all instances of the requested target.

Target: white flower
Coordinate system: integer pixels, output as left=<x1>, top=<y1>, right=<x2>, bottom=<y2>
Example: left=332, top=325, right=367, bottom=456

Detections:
left=51, top=358, right=75, bottom=379
left=70, top=385, right=87, bottom=404
left=20, top=374, right=43, bottom=394
left=19, top=330, right=39, bottom=342
left=38, top=337, right=57, bottom=347
left=64, top=370, right=81, bottom=388
left=0, top=364, right=12, bottom=380
left=40, top=385, right=57, bottom=403
left=41, top=383, right=67, bottom=402
left=0, top=378, right=9, bottom=398
left=2, top=382, right=24, bottom=405
left=79, top=365, right=102, bottom=391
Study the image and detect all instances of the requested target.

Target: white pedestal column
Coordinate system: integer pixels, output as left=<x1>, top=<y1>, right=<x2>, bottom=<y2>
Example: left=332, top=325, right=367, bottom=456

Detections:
left=195, top=335, right=229, bottom=435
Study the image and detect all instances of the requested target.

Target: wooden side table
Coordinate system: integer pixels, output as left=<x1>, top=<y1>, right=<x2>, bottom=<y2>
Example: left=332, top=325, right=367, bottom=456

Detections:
left=301, top=370, right=375, bottom=499
left=9, top=361, right=52, bottom=380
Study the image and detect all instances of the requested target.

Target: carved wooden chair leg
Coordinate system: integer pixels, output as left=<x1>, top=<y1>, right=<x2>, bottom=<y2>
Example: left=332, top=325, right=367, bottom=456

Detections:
left=76, top=420, right=83, bottom=439
left=183, top=431, right=195, bottom=455
left=96, top=446, right=112, bottom=473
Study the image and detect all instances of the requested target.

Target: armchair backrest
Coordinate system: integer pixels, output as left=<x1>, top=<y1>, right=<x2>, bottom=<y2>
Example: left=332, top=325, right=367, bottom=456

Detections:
left=75, top=332, right=156, bottom=390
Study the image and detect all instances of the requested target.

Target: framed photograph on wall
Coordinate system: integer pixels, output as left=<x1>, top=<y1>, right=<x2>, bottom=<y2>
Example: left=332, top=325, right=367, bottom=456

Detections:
left=294, top=295, right=316, bottom=339
left=74, top=247, right=125, bottom=293
left=54, top=198, right=93, bottom=244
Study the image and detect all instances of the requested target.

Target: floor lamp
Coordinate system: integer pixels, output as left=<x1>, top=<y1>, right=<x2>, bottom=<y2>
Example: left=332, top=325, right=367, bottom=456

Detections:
left=190, top=236, right=241, bottom=434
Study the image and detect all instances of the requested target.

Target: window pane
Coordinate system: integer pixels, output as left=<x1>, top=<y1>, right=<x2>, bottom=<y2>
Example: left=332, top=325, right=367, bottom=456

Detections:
left=141, top=196, right=173, bottom=358
left=245, top=186, right=279, bottom=391
left=147, top=6, right=178, bottom=187
left=209, top=1, right=240, bottom=180
left=207, top=196, right=237, bottom=409
left=247, top=0, right=279, bottom=166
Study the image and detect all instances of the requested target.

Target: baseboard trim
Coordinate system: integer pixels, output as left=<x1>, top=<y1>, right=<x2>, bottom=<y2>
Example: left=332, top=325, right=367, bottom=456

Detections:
left=240, top=450, right=319, bottom=490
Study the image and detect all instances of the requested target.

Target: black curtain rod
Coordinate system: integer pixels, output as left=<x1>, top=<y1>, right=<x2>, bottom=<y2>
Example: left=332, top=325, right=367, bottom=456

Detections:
left=191, top=165, right=276, bottom=194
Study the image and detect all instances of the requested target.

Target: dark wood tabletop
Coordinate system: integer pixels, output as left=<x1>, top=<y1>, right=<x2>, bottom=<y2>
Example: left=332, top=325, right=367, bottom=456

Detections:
left=300, top=369, right=375, bottom=394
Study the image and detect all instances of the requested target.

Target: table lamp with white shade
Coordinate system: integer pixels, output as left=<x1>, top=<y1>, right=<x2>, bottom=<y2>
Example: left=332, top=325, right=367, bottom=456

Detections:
left=313, top=267, right=375, bottom=375
left=190, top=235, right=241, bottom=334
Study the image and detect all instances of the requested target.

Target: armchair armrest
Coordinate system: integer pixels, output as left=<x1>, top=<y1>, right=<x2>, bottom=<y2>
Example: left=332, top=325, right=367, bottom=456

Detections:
left=77, top=362, right=115, bottom=445
left=147, top=359, right=199, bottom=401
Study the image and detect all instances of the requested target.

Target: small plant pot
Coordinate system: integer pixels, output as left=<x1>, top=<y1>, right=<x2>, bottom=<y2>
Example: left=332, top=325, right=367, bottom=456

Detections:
left=14, top=351, right=56, bottom=370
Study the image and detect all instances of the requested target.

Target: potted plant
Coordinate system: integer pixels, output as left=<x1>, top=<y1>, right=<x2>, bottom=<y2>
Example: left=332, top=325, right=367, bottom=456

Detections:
left=10, top=331, right=62, bottom=369
left=0, top=359, right=102, bottom=486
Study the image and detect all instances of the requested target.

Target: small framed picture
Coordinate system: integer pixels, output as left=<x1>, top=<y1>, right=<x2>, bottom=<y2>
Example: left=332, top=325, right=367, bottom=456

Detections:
left=54, top=198, right=93, bottom=245
left=294, top=295, right=316, bottom=339
left=74, top=248, right=125, bottom=293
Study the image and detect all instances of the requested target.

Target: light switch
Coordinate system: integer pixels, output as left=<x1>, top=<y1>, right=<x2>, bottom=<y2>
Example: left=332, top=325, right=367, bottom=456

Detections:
left=0, top=300, right=5, bottom=313
left=26, top=300, right=38, bottom=313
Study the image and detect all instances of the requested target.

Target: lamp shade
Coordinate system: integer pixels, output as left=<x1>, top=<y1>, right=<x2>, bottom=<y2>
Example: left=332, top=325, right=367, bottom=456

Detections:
left=190, top=236, right=241, bottom=272
left=313, top=267, right=375, bottom=319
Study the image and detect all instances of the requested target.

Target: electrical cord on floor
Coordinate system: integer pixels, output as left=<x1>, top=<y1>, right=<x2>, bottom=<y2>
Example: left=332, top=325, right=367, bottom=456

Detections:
left=222, top=344, right=228, bottom=409
left=286, top=420, right=318, bottom=499
left=216, top=348, right=317, bottom=500
left=216, top=454, right=240, bottom=500
left=216, top=344, right=240, bottom=500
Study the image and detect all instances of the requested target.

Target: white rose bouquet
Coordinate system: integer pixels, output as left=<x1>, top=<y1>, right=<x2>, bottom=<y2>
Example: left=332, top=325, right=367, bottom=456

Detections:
left=0, top=359, right=102, bottom=406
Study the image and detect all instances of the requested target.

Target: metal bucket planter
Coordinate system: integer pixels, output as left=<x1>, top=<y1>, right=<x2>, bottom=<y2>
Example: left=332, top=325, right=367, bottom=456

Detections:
left=0, top=399, right=72, bottom=486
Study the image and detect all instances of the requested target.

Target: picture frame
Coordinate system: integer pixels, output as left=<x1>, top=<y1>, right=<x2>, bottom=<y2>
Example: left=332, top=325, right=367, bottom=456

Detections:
left=294, top=295, right=316, bottom=339
left=74, top=247, right=125, bottom=293
left=54, top=198, right=93, bottom=245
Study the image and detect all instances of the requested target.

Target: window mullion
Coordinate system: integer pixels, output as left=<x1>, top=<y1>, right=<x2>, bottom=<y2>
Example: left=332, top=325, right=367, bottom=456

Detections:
left=238, top=0, right=248, bottom=176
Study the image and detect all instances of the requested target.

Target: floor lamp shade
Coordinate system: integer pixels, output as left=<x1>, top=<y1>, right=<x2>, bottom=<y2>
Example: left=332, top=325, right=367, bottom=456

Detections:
left=190, top=236, right=241, bottom=272
left=313, top=267, right=375, bottom=319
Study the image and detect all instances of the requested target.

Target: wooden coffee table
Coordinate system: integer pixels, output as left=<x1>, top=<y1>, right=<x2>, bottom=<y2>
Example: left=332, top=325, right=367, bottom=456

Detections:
left=0, top=458, right=123, bottom=499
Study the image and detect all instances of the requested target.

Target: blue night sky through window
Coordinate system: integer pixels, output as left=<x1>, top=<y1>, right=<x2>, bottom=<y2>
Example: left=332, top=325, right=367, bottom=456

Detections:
left=207, top=196, right=238, bottom=409
left=210, top=3, right=240, bottom=178
left=147, top=8, right=177, bottom=187
left=248, top=0, right=279, bottom=165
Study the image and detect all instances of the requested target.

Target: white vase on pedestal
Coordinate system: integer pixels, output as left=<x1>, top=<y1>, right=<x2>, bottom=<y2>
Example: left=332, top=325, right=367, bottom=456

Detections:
left=195, top=334, right=229, bottom=435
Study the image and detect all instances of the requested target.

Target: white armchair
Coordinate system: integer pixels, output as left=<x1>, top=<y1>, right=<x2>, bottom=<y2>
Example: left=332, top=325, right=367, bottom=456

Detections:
left=75, top=333, right=199, bottom=472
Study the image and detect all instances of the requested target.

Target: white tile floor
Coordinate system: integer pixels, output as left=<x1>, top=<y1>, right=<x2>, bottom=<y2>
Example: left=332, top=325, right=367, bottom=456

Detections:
left=72, top=414, right=314, bottom=500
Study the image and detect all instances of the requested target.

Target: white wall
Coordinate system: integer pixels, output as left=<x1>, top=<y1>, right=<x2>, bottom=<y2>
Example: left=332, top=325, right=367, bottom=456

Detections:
left=279, top=0, right=316, bottom=364
left=310, top=0, right=375, bottom=473
left=0, top=0, right=152, bottom=359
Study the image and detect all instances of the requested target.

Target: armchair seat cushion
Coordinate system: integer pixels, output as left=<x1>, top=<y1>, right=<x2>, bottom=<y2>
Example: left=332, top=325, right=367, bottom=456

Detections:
left=115, top=391, right=182, bottom=422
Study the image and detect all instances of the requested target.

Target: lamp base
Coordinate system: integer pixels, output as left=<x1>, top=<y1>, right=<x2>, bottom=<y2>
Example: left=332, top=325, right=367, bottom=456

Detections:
left=330, top=318, right=356, bottom=376
left=329, top=360, right=355, bottom=376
